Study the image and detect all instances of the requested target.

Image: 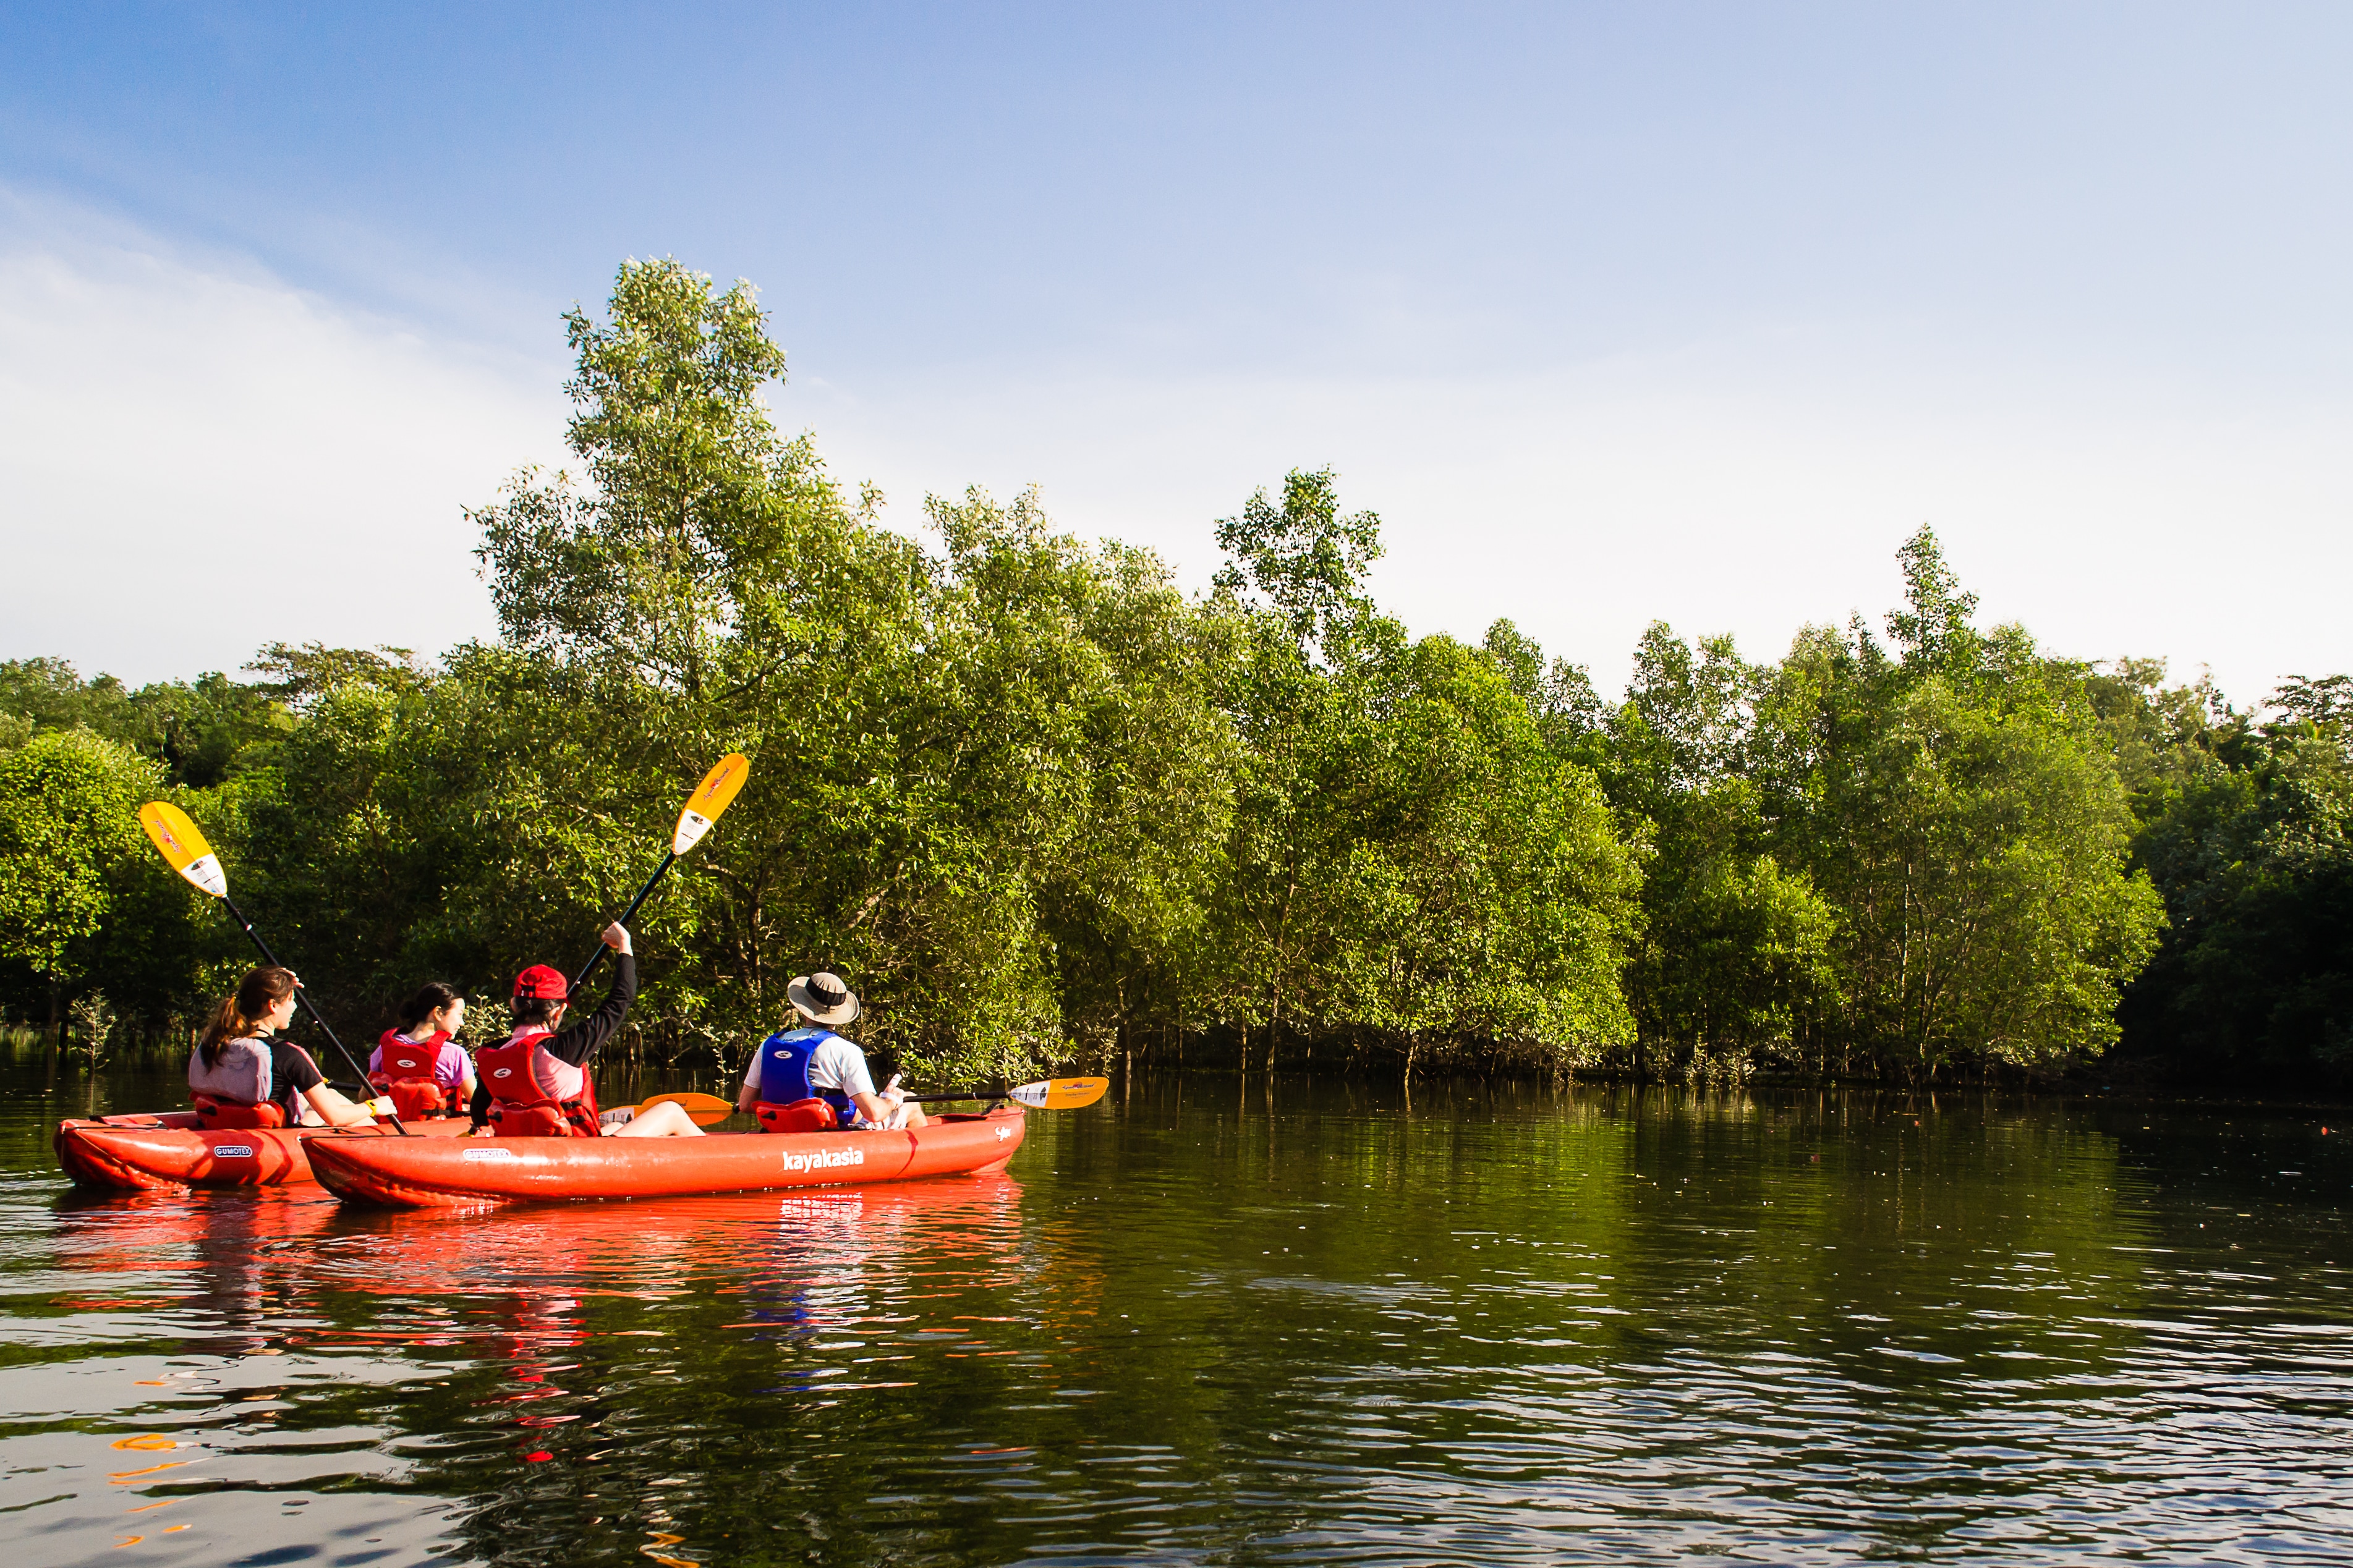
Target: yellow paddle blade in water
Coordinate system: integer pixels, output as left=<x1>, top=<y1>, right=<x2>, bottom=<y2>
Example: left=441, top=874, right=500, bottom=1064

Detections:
left=671, top=753, right=751, bottom=855
left=138, top=802, right=228, bottom=897
left=1009, top=1077, right=1109, bottom=1111
left=635, top=1090, right=737, bottom=1126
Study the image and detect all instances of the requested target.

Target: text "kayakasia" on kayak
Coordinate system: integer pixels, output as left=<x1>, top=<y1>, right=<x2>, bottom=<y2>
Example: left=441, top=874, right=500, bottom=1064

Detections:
left=781, top=1146, right=866, bottom=1174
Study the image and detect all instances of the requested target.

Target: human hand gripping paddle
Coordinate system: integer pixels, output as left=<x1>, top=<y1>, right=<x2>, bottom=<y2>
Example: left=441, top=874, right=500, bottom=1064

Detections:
left=137, top=802, right=409, bottom=1135
left=568, top=754, right=751, bottom=999
left=621, top=1077, right=1108, bottom=1129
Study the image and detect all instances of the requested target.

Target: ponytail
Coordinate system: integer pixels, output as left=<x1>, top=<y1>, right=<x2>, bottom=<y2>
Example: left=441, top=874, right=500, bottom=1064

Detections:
left=197, top=967, right=297, bottom=1069
left=396, top=981, right=462, bottom=1032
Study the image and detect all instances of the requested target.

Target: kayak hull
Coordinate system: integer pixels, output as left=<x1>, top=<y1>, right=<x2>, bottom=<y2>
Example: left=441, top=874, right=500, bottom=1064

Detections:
left=55, top=1112, right=475, bottom=1191
left=307, top=1107, right=1026, bottom=1208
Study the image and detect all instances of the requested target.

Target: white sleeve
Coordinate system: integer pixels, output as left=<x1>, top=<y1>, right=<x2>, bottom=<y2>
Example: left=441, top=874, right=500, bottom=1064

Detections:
left=810, top=1040, right=876, bottom=1100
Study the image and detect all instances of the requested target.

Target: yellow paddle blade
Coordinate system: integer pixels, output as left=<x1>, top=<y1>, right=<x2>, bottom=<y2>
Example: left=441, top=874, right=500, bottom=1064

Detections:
left=138, top=802, right=228, bottom=897
left=1009, top=1076, right=1109, bottom=1111
left=635, top=1090, right=736, bottom=1127
left=672, top=753, right=751, bottom=855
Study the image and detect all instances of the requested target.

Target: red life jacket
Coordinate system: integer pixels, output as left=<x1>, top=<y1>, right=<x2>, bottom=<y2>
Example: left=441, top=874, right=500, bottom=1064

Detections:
left=476, top=1029, right=601, bottom=1138
left=372, top=1028, right=461, bottom=1118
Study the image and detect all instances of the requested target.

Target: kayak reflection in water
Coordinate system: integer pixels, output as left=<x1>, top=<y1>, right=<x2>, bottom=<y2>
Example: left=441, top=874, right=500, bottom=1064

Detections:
left=469, top=923, right=705, bottom=1138
left=736, top=970, right=927, bottom=1132
left=188, top=965, right=378, bottom=1129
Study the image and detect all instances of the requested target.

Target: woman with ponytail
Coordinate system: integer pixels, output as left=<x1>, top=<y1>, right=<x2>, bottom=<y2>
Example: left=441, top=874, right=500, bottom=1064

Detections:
left=189, top=967, right=377, bottom=1130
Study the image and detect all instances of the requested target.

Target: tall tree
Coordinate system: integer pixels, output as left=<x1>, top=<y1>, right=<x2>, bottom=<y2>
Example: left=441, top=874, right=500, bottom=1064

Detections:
left=0, top=731, right=157, bottom=1026
left=1751, top=530, right=2166, bottom=1076
left=1206, top=476, right=1640, bottom=1074
left=1593, top=625, right=1836, bottom=1078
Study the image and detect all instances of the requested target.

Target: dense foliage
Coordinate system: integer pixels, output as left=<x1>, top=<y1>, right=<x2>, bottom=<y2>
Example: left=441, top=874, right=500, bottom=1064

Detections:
left=4, top=260, right=2333, bottom=1090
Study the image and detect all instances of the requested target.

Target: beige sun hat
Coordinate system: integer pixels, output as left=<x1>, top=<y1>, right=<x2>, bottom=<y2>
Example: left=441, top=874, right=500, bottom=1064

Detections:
left=786, top=971, right=861, bottom=1027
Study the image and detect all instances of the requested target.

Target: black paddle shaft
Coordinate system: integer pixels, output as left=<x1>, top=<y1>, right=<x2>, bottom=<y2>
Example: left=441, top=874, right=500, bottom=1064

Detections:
left=568, top=849, right=675, bottom=998
left=219, top=894, right=410, bottom=1136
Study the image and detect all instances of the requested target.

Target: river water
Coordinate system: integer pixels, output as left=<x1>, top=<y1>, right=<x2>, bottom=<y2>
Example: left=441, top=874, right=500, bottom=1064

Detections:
left=3, top=1059, right=2349, bottom=1566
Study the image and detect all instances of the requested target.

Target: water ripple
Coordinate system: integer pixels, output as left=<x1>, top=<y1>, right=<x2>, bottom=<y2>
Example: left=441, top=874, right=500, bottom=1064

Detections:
left=4, top=1074, right=2352, bottom=1563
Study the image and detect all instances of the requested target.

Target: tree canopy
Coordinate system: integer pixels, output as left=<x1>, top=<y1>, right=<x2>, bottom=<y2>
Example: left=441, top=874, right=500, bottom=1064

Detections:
left=5, top=259, right=2322, bottom=1091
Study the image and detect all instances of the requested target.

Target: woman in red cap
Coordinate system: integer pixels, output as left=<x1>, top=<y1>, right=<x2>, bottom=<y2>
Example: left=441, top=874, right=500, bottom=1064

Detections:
left=469, top=924, right=704, bottom=1138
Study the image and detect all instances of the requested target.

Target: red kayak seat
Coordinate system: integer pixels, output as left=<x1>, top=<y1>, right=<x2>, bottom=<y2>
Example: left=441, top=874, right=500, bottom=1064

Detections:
left=193, top=1093, right=287, bottom=1130
left=754, top=1098, right=838, bottom=1134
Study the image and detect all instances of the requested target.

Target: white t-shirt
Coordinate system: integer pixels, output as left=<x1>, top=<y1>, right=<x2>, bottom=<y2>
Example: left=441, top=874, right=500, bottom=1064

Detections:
left=739, top=1032, right=877, bottom=1106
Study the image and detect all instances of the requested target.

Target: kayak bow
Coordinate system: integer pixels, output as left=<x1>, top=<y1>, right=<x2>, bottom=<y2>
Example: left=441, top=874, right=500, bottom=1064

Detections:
left=55, top=1112, right=474, bottom=1191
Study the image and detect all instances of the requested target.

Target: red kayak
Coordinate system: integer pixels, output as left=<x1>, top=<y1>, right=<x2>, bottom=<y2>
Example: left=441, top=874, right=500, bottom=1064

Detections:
left=55, top=1111, right=475, bottom=1191
left=308, top=1106, right=1026, bottom=1208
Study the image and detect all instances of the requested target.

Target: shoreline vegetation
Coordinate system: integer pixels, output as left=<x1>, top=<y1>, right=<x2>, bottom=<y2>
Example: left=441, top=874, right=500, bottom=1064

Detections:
left=4, top=260, right=2347, bottom=1097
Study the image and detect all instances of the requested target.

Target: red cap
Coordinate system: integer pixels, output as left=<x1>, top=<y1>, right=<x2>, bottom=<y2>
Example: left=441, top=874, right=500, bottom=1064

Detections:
left=513, top=964, right=569, bottom=1001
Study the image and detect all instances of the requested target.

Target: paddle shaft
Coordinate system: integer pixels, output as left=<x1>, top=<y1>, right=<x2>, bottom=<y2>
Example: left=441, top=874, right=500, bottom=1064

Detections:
left=569, top=850, right=675, bottom=997
left=219, top=894, right=409, bottom=1136
left=907, top=1075, right=1107, bottom=1110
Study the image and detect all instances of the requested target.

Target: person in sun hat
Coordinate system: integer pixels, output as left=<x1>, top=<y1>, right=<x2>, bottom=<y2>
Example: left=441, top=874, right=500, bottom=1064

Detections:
left=468, top=923, right=704, bottom=1138
left=735, top=970, right=926, bottom=1132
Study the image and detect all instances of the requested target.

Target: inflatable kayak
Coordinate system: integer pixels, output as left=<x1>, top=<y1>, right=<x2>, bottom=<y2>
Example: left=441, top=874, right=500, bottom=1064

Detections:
left=307, top=1106, right=1026, bottom=1208
left=56, top=1112, right=475, bottom=1191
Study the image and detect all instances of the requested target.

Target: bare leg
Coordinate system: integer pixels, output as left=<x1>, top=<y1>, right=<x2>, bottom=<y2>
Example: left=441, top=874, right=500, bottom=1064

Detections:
left=610, top=1100, right=705, bottom=1138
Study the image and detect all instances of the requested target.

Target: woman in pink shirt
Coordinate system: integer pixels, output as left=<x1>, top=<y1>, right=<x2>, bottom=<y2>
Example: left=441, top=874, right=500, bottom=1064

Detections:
left=368, top=982, right=476, bottom=1119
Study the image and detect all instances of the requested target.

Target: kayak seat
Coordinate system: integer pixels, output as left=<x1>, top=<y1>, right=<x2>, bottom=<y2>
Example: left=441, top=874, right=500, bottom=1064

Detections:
left=193, top=1093, right=286, bottom=1130
left=754, top=1098, right=838, bottom=1135
left=489, top=1102, right=573, bottom=1137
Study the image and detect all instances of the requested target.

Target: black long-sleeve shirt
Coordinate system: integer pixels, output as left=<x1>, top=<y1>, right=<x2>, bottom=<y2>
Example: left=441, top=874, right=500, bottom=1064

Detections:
left=469, top=954, right=636, bottom=1125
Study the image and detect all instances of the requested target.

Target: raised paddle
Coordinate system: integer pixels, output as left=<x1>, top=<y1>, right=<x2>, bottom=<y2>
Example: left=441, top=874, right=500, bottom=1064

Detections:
left=569, top=753, right=751, bottom=999
left=908, top=1076, right=1108, bottom=1111
left=137, top=802, right=409, bottom=1135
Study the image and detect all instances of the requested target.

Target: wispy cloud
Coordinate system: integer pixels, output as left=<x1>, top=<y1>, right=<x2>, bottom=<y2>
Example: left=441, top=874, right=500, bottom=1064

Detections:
left=4, top=185, right=2344, bottom=709
left=788, top=321, right=2353, bottom=706
left=0, top=189, right=567, bottom=685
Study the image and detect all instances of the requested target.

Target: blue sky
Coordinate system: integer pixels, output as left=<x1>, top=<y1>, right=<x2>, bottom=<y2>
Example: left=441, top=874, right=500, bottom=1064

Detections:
left=4, top=2, right=2349, bottom=701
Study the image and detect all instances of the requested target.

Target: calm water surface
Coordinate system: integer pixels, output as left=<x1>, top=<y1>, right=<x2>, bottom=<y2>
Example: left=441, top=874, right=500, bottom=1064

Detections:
left=4, top=1060, right=2350, bottom=1566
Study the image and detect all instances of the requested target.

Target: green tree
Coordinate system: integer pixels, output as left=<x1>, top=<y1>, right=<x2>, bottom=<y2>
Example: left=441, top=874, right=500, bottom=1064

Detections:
left=1576, top=624, right=1835, bottom=1078
left=2107, top=663, right=2353, bottom=1083
left=0, top=731, right=156, bottom=1027
left=273, top=261, right=1244, bottom=1081
left=1750, top=530, right=2166, bottom=1077
left=1205, top=477, right=1640, bottom=1075
left=0, top=659, right=150, bottom=750
left=1644, top=653, right=1827, bottom=1072
left=1212, top=467, right=1382, bottom=663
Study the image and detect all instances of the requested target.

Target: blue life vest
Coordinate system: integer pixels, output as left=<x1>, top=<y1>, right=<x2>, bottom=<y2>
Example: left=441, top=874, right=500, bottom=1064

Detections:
left=754, top=1027, right=861, bottom=1127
